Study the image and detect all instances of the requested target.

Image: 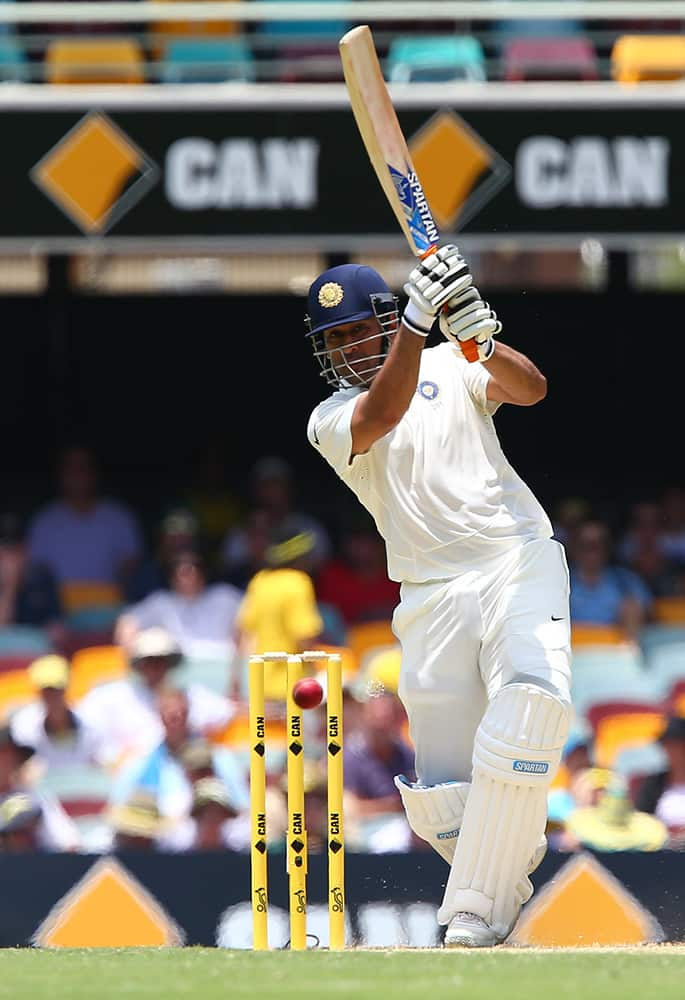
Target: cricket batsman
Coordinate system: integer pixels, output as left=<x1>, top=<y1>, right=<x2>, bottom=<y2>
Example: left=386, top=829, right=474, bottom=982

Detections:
left=304, top=246, right=572, bottom=946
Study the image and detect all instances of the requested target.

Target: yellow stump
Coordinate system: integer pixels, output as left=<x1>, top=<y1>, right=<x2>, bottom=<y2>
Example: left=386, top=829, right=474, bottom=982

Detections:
left=326, top=653, right=345, bottom=949
left=248, top=655, right=268, bottom=950
left=286, top=654, right=308, bottom=950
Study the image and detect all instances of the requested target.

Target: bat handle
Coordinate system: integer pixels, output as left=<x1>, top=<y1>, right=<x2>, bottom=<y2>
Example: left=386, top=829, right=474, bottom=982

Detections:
left=461, top=340, right=480, bottom=363
left=420, top=245, right=478, bottom=362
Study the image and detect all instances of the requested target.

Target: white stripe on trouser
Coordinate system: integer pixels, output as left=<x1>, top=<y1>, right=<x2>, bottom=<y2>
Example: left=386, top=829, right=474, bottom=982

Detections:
left=437, top=683, right=570, bottom=938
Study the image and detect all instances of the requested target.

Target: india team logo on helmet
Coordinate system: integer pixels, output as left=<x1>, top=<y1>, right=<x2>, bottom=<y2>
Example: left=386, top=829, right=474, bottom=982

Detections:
left=318, top=282, right=344, bottom=308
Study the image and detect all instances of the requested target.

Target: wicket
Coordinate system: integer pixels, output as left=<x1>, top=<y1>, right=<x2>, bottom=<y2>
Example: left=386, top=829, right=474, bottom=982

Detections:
left=249, top=650, right=345, bottom=950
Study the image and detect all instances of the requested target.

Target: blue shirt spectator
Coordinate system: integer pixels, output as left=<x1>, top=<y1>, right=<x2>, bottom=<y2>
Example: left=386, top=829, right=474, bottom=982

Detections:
left=568, top=520, right=652, bottom=639
left=26, top=447, right=143, bottom=610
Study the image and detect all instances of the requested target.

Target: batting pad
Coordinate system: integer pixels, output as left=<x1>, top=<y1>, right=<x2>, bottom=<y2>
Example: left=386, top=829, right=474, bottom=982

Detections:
left=437, top=683, right=570, bottom=938
left=394, top=775, right=469, bottom=863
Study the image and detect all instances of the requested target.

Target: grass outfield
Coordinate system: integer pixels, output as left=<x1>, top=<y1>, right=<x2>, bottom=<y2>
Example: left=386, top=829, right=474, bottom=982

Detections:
left=0, top=948, right=684, bottom=1000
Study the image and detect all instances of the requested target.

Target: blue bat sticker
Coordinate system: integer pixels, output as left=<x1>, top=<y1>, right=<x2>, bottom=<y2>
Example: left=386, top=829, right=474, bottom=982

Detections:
left=389, top=163, right=439, bottom=253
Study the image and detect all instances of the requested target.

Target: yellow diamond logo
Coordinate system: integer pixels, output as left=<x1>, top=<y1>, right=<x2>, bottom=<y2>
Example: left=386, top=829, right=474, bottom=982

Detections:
left=33, top=857, right=184, bottom=947
left=508, top=853, right=663, bottom=948
left=31, top=111, right=159, bottom=234
left=409, top=111, right=510, bottom=230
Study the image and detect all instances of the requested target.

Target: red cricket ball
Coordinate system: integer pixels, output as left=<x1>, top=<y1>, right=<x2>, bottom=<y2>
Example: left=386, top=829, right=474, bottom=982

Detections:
left=292, top=677, right=324, bottom=710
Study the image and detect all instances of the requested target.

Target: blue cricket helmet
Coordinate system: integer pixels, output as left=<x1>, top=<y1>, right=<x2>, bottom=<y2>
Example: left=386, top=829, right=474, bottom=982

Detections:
left=305, top=264, right=392, bottom=337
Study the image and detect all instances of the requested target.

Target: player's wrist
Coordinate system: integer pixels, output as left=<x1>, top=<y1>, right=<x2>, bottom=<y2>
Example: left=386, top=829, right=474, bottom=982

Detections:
left=401, top=299, right=434, bottom=337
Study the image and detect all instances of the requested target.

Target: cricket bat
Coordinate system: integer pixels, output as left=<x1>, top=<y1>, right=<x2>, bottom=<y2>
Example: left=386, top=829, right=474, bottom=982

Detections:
left=339, top=26, right=478, bottom=358
left=339, top=24, right=440, bottom=258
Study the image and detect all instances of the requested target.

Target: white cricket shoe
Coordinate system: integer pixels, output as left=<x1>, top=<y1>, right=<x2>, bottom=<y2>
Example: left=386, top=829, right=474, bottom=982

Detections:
left=444, top=912, right=502, bottom=948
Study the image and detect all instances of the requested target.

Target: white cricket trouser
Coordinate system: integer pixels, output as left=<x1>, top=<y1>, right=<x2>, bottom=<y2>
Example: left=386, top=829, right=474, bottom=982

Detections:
left=393, top=537, right=572, bottom=786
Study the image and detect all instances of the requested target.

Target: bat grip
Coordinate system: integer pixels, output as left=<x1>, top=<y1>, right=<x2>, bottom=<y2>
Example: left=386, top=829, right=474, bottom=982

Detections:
left=461, top=340, right=480, bottom=363
left=419, top=245, right=437, bottom=260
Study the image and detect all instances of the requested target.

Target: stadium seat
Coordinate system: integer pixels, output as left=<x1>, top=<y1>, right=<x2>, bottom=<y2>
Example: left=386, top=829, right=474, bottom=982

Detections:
left=317, top=603, right=348, bottom=648
left=586, top=701, right=666, bottom=769
left=45, top=38, right=146, bottom=84
left=639, top=623, right=685, bottom=659
left=346, top=620, right=396, bottom=672
left=570, top=624, right=628, bottom=648
left=668, top=679, right=685, bottom=715
left=0, top=625, right=52, bottom=655
left=387, top=36, right=486, bottom=83
left=255, top=0, right=349, bottom=44
left=652, top=595, right=685, bottom=625
left=65, top=605, right=122, bottom=633
left=67, top=645, right=129, bottom=703
left=277, top=43, right=342, bottom=83
left=175, top=655, right=231, bottom=695
left=570, top=646, right=654, bottom=720
left=161, top=38, right=255, bottom=82
left=642, top=642, right=685, bottom=701
left=503, top=37, right=599, bottom=81
left=0, top=668, right=36, bottom=722
left=59, top=581, right=124, bottom=616
left=611, top=35, right=685, bottom=83
left=148, top=0, right=240, bottom=60
left=0, top=38, right=28, bottom=82
left=618, top=742, right=668, bottom=787
left=0, top=654, right=38, bottom=677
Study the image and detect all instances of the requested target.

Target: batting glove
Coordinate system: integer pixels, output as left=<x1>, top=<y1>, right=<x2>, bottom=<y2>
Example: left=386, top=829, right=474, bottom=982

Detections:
left=438, top=285, right=501, bottom=362
left=402, top=244, right=473, bottom=337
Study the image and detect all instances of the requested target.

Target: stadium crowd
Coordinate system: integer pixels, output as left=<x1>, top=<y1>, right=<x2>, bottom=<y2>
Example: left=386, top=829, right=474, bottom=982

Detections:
left=1, top=444, right=685, bottom=855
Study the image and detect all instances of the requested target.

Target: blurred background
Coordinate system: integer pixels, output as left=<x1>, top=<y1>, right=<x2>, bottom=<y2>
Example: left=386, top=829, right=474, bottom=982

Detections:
left=0, top=0, right=685, bottom=949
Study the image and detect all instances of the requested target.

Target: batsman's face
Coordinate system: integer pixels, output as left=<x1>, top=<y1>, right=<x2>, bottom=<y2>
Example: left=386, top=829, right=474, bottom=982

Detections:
left=323, top=318, right=384, bottom=385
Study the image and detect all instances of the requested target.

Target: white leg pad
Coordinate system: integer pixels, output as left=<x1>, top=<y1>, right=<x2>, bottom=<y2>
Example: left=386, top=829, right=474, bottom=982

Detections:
left=437, top=683, right=570, bottom=939
left=394, top=775, right=469, bottom=863
left=394, top=774, right=547, bottom=908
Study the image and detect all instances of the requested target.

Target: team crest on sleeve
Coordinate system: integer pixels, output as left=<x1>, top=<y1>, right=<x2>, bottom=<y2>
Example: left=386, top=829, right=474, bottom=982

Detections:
left=418, top=380, right=439, bottom=400
left=318, top=282, right=344, bottom=308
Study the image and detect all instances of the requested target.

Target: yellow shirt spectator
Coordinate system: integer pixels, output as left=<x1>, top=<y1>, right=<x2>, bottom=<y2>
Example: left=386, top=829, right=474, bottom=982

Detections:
left=236, top=566, right=323, bottom=699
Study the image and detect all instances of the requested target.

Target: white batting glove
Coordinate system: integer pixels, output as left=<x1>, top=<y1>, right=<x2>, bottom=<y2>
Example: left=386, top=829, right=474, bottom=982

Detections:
left=438, top=285, right=501, bottom=361
left=402, top=244, right=473, bottom=337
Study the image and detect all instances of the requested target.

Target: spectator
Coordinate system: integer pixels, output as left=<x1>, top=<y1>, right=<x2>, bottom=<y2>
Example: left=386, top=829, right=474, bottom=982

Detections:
left=0, top=510, right=62, bottom=631
left=551, top=496, right=590, bottom=551
left=0, top=793, right=44, bottom=852
left=635, top=715, right=685, bottom=848
left=125, top=507, right=202, bottom=603
left=105, top=789, right=171, bottom=852
left=618, top=501, right=685, bottom=598
left=568, top=519, right=653, bottom=640
left=115, top=547, right=243, bottom=661
left=26, top=446, right=143, bottom=616
left=659, top=486, right=685, bottom=566
left=316, top=511, right=400, bottom=627
left=9, top=655, right=103, bottom=769
left=77, top=627, right=235, bottom=768
left=221, top=456, right=331, bottom=578
left=0, top=725, right=80, bottom=851
left=182, top=441, right=244, bottom=563
left=344, top=690, right=415, bottom=853
left=109, top=689, right=248, bottom=851
left=184, top=776, right=250, bottom=852
left=565, top=772, right=668, bottom=852
left=546, top=729, right=594, bottom=849
left=233, top=523, right=324, bottom=702
left=219, top=509, right=271, bottom=591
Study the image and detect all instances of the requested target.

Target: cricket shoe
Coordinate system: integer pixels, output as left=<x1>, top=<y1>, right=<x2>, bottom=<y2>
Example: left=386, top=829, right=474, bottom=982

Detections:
left=444, top=912, right=502, bottom=948
left=444, top=839, right=548, bottom=947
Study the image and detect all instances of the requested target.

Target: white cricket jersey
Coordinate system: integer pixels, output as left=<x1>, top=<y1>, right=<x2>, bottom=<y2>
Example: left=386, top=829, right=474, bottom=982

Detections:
left=307, top=342, right=552, bottom=584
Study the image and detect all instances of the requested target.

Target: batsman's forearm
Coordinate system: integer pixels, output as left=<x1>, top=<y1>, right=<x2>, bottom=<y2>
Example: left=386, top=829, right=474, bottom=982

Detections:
left=483, top=341, right=547, bottom=404
left=363, top=324, right=424, bottom=425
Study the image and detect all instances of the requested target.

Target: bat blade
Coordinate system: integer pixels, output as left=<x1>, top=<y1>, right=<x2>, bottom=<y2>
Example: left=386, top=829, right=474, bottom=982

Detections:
left=339, top=24, right=439, bottom=258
